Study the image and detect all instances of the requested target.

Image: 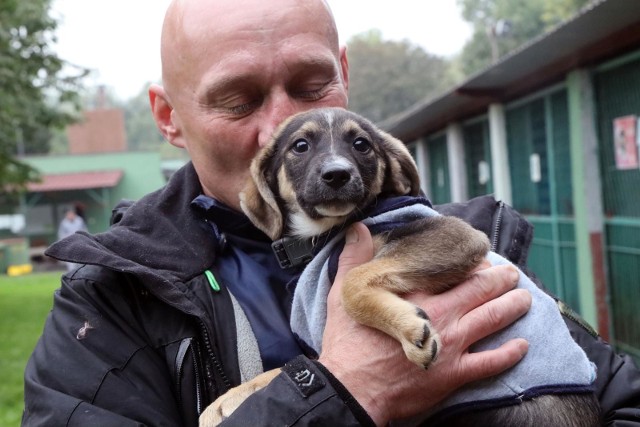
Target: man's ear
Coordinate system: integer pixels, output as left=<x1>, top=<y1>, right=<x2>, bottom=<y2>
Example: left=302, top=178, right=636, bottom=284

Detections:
left=149, top=84, right=183, bottom=148
left=339, top=45, right=350, bottom=93
left=378, top=130, right=421, bottom=197
left=239, top=143, right=284, bottom=240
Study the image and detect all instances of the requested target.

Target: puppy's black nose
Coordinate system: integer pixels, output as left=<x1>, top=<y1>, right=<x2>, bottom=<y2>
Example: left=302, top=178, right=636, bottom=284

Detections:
left=321, top=166, right=351, bottom=190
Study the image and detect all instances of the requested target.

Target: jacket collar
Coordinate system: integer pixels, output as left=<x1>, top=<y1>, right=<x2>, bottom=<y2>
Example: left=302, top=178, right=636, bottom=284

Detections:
left=191, top=194, right=271, bottom=242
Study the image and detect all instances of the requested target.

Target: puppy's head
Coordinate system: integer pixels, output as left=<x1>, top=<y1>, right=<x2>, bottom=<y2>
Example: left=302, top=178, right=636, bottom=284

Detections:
left=240, top=108, right=420, bottom=240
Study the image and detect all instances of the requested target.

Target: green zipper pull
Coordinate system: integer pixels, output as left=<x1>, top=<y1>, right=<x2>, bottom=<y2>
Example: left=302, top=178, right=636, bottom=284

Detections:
left=204, top=270, right=220, bottom=292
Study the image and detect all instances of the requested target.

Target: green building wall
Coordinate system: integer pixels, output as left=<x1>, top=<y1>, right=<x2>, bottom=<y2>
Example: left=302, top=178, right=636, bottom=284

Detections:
left=20, top=152, right=166, bottom=244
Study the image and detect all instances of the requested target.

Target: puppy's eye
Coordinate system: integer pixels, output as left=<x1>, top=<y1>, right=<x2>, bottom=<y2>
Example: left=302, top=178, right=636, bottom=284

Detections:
left=292, top=139, right=310, bottom=153
left=353, top=137, right=371, bottom=153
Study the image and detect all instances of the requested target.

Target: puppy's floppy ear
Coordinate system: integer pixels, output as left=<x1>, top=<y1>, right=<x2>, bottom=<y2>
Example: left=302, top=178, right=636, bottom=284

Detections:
left=239, top=142, right=284, bottom=241
left=378, top=129, right=421, bottom=196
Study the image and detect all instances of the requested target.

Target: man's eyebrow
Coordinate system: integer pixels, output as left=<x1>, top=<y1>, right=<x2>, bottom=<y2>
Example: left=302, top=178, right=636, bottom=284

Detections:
left=288, top=54, right=339, bottom=74
left=202, top=54, right=340, bottom=97
left=201, top=73, right=258, bottom=101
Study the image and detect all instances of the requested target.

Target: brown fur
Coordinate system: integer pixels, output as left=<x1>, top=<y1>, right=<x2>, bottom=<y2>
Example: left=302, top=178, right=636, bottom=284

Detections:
left=200, top=108, right=600, bottom=426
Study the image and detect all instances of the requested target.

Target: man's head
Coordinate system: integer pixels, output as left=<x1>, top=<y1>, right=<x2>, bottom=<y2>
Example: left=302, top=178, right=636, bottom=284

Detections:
left=150, top=0, right=349, bottom=210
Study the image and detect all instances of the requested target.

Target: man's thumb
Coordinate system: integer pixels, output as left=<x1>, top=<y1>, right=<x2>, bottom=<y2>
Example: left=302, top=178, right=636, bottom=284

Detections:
left=334, top=222, right=374, bottom=284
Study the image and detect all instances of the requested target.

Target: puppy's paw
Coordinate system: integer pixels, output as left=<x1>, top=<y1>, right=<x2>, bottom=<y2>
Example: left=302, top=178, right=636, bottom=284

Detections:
left=199, top=387, right=250, bottom=427
left=199, top=369, right=280, bottom=427
left=399, top=307, right=440, bottom=369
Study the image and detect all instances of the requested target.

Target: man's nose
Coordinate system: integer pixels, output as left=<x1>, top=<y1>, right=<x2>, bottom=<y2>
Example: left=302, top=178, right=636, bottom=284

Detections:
left=257, top=94, right=298, bottom=148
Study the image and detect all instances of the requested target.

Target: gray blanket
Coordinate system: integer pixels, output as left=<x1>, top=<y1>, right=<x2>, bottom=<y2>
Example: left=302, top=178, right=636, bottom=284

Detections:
left=289, top=202, right=596, bottom=418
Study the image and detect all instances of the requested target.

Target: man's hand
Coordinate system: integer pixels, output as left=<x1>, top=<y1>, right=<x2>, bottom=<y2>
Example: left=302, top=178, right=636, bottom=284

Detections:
left=318, top=223, right=531, bottom=426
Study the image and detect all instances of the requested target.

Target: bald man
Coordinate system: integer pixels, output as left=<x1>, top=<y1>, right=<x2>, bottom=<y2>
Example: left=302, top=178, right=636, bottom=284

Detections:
left=24, top=0, right=640, bottom=426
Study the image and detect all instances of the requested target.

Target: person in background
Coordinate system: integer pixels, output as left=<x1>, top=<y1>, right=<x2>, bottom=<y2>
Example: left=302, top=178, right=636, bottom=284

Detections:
left=73, top=202, right=86, bottom=221
left=56, top=208, right=87, bottom=272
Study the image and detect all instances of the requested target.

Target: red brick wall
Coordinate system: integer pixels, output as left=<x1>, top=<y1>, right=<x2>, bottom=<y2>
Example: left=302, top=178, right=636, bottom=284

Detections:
left=67, top=109, right=127, bottom=154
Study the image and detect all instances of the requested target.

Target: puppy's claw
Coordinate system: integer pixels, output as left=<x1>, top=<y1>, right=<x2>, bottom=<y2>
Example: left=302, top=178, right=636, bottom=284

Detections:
left=430, top=340, right=438, bottom=364
left=414, top=323, right=431, bottom=349
left=422, top=322, right=431, bottom=343
left=416, top=307, right=429, bottom=320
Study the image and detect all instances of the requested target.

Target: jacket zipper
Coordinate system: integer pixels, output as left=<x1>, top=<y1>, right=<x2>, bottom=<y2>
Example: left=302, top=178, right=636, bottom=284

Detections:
left=199, top=320, right=232, bottom=395
left=174, top=323, right=230, bottom=418
left=175, top=338, right=204, bottom=415
left=491, top=201, right=505, bottom=252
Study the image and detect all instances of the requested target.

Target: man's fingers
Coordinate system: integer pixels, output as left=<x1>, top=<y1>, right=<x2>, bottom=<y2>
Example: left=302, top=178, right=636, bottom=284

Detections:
left=458, top=288, right=531, bottom=348
left=333, top=223, right=374, bottom=286
left=459, top=338, right=529, bottom=384
left=471, top=258, right=492, bottom=274
left=433, top=264, right=521, bottom=318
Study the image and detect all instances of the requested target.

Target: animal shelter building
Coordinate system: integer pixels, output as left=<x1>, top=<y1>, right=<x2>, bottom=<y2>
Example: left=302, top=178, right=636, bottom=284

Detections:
left=381, top=0, right=640, bottom=359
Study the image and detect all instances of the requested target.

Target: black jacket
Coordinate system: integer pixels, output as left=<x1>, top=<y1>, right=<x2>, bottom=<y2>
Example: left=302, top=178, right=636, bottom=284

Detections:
left=23, top=162, right=640, bottom=426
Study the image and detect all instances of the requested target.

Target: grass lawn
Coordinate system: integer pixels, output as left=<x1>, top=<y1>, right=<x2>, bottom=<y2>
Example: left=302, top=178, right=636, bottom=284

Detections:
left=0, top=272, right=61, bottom=427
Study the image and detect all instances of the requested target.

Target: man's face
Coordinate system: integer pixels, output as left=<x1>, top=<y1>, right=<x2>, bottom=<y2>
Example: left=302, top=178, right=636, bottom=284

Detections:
left=155, top=0, right=348, bottom=210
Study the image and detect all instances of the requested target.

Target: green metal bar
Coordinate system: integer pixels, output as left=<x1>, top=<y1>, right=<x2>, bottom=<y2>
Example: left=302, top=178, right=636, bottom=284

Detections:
left=532, top=237, right=577, bottom=248
left=544, top=95, right=565, bottom=299
left=606, top=246, right=640, bottom=256
left=532, top=238, right=556, bottom=247
left=505, top=82, right=566, bottom=111
left=526, top=215, right=575, bottom=224
left=462, top=114, right=489, bottom=127
left=566, top=70, right=599, bottom=328
left=595, top=47, right=640, bottom=73
left=604, top=218, right=640, bottom=227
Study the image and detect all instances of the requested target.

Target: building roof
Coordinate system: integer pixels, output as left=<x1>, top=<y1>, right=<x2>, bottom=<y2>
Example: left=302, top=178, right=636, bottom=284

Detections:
left=27, top=170, right=124, bottom=193
left=381, top=0, right=640, bottom=141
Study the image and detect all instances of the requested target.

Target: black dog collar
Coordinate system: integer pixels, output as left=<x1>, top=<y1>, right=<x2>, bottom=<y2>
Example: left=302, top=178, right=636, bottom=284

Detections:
left=272, top=236, right=316, bottom=269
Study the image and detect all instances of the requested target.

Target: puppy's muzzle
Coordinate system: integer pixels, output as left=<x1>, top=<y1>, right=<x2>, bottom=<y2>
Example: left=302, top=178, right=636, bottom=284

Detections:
left=321, top=164, right=352, bottom=190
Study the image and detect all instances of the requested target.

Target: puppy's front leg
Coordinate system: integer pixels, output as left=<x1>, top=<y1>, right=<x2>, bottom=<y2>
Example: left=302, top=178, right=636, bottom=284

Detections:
left=199, top=369, right=281, bottom=426
left=342, top=260, right=440, bottom=369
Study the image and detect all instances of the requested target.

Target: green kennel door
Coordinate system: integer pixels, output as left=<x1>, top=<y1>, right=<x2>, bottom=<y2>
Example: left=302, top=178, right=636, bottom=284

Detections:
left=594, top=55, right=640, bottom=360
left=428, top=134, right=451, bottom=204
left=506, top=90, right=581, bottom=312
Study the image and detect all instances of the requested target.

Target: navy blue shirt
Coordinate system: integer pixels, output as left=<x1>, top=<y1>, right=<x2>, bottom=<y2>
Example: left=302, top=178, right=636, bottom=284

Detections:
left=191, top=195, right=304, bottom=370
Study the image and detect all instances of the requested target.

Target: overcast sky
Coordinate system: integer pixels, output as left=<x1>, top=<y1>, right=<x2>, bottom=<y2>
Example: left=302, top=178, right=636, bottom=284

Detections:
left=50, top=0, right=472, bottom=101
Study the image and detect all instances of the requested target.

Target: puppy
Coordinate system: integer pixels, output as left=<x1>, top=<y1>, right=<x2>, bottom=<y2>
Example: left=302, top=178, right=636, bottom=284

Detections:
left=200, top=108, right=599, bottom=426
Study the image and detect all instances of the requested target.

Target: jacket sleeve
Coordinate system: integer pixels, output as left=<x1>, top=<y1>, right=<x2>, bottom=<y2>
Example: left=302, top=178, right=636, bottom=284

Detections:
left=218, top=356, right=376, bottom=427
left=23, top=268, right=184, bottom=427
left=564, top=315, right=640, bottom=426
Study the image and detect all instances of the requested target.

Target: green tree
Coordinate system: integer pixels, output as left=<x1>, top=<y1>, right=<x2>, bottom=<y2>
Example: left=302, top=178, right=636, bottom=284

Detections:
left=541, top=0, right=592, bottom=26
left=346, top=29, right=454, bottom=123
left=457, top=0, right=591, bottom=76
left=0, top=0, right=85, bottom=194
